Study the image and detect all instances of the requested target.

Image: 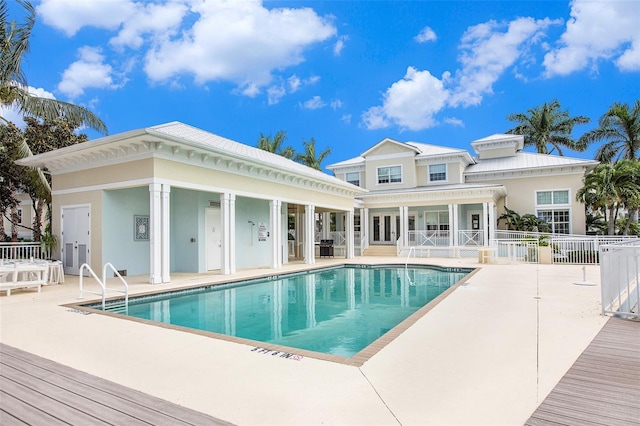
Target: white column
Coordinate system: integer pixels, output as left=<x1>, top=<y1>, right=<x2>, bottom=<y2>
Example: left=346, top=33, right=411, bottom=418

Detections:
left=362, top=208, right=369, bottom=251
left=322, top=212, right=331, bottom=240
left=448, top=204, right=454, bottom=246
left=149, top=183, right=162, bottom=284
left=220, top=193, right=236, bottom=275
left=449, top=204, right=460, bottom=247
left=484, top=202, right=494, bottom=246
left=305, top=204, right=315, bottom=265
left=482, top=202, right=489, bottom=247
left=346, top=209, right=355, bottom=259
left=282, top=202, right=289, bottom=265
left=229, top=194, right=236, bottom=273
left=270, top=199, right=282, bottom=269
left=161, top=184, right=171, bottom=283
left=490, top=203, right=497, bottom=245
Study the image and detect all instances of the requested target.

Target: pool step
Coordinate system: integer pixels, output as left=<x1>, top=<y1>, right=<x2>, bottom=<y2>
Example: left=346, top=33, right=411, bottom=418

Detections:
left=104, top=303, right=128, bottom=314
left=363, top=245, right=398, bottom=257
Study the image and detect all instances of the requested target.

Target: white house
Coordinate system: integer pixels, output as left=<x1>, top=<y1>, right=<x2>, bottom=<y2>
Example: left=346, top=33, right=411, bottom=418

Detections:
left=327, top=134, right=599, bottom=255
left=17, top=122, right=365, bottom=283
left=17, top=125, right=598, bottom=281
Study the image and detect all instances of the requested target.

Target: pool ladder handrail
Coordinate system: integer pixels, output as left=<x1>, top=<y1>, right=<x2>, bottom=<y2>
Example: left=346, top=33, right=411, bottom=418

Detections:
left=78, top=263, right=129, bottom=311
left=405, top=247, right=416, bottom=286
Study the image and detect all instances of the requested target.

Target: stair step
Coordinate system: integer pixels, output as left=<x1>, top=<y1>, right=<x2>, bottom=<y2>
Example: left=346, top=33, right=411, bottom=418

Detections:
left=363, top=246, right=398, bottom=256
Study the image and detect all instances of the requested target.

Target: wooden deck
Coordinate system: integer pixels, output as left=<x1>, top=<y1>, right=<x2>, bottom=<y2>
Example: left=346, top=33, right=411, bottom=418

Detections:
left=526, top=317, right=640, bottom=426
left=0, top=343, right=233, bottom=425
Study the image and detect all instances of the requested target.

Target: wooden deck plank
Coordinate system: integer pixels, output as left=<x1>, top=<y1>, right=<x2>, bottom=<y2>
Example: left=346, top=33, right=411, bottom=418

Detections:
left=526, top=317, right=640, bottom=426
left=0, top=391, right=68, bottom=426
left=0, top=343, right=233, bottom=426
left=2, top=366, right=135, bottom=425
left=0, top=345, right=229, bottom=425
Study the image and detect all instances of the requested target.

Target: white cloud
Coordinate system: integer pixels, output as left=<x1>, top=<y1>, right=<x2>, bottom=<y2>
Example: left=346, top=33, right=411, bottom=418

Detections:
left=37, top=0, right=135, bottom=36
left=288, top=75, right=302, bottom=93
left=334, top=35, right=349, bottom=55
left=415, top=26, right=437, bottom=43
left=144, top=1, right=336, bottom=91
left=341, top=114, right=352, bottom=124
left=57, top=47, right=122, bottom=98
left=301, top=96, right=326, bottom=110
left=544, top=0, right=640, bottom=75
left=362, top=67, right=449, bottom=131
left=444, top=117, right=464, bottom=127
left=109, top=2, right=188, bottom=49
left=267, top=85, right=286, bottom=105
left=449, top=17, right=560, bottom=107
left=330, top=99, right=343, bottom=110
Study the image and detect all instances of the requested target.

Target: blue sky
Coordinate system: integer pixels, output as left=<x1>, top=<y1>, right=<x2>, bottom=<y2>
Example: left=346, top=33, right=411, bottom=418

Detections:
left=4, top=0, right=640, bottom=170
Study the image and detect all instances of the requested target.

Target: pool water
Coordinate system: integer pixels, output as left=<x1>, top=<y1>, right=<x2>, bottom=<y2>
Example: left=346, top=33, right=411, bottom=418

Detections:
left=114, top=265, right=470, bottom=358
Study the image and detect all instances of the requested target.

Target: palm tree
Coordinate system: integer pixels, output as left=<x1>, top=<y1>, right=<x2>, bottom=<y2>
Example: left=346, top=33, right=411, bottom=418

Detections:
left=257, top=130, right=294, bottom=159
left=1, top=0, right=107, bottom=192
left=576, top=160, right=640, bottom=235
left=295, top=137, right=331, bottom=171
left=506, top=99, right=590, bottom=155
left=578, top=100, right=640, bottom=163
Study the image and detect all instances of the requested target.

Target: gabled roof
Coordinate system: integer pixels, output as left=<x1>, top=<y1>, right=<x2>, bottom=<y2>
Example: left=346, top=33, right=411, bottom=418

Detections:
left=327, top=138, right=474, bottom=170
left=360, top=137, right=421, bottom=157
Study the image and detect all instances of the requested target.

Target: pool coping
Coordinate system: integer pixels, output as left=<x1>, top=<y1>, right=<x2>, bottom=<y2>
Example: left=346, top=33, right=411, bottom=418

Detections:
left=62, top=263, right=479, bottom=367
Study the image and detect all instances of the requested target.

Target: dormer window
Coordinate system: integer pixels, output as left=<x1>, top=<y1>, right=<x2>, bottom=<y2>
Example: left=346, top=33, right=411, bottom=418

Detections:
left=346, top=172, right=360, bottom=186
left=377, top=166, right=402, bottom=184
left=429, top=164, right=447, bottom=182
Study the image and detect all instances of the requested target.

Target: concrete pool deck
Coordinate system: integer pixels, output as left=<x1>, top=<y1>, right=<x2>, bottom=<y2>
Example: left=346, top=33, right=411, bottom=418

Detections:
left=0, top=258, right=608, bottom=425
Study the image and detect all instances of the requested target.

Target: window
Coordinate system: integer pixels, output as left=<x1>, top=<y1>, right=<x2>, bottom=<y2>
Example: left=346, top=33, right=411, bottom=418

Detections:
left=377, top=166, right=402, bottom=184
left=429, top=164, right=447, bottom=182
left=537, top=190, right=569, bottom=205
left=354, top=215, right=361, bottom=232
left=346, top=172, right=360, bottom=186
left=425, top=211, right=449, bottom=231
left=536, top=190, right=570, bottom=234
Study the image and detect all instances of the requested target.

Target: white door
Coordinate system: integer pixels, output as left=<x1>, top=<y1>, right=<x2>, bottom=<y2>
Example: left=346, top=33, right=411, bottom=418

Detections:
left=372, top=214, right=399, bottom=244
left=61, top=205, right=90, bottom=275
left=205, top=208, right=222, bottom=270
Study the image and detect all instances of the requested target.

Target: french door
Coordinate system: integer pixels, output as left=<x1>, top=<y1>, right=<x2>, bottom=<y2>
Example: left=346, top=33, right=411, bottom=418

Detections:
left=372, top=214, right=400, bottom=244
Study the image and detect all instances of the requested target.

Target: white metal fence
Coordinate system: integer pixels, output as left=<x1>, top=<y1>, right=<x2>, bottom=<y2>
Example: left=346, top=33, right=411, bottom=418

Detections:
left=600, top=239, right=640, bottom=319
left=0, top=242, right=50, bottom=261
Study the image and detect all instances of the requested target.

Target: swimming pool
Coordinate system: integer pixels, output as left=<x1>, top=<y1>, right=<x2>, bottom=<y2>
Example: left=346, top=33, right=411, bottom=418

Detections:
left=88, top=264, right=472, bottom=361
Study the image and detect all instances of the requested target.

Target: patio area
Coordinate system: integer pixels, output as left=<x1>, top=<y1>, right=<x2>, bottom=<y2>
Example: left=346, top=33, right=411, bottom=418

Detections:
left=0, top=257, right=615, bottom=425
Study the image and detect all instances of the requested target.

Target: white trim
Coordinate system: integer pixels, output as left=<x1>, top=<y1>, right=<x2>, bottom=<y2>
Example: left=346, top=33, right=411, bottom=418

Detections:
left=53, top=177, right=355, bottom=213
left=465, top=165, right=593, bottom=182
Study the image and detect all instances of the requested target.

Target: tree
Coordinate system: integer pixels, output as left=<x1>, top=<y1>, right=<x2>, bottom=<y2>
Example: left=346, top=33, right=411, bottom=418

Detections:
left=0, top=0, right=107, bottom=134
left=506, top=99, right=590, bottom=155
left=578, top=100, right=640, bottom=163
left=295, top=137, right=331, bottom=170
left=497, top=206, right=551, bottom=232
left=257, top=130, right=294, bottom=159
left=576, top=160, right=640, bottom=235
left=1, top=0, right=106, bottom=195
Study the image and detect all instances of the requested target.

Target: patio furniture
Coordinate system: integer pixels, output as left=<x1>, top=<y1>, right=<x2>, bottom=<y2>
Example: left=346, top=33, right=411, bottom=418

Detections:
left=47, top=260, right=65, bottom=285
left=0, top=262, right=47, bottom=296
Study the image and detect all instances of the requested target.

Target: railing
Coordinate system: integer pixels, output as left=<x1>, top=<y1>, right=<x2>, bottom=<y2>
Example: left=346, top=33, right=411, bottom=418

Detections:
left=0, top=242, right=51, bottom=261
left=408, top=230, right=450, bottom=247
left=600, top=239, right=640, bottom=319
left=458, top=230, right=484, bottom=246
left=493, top=239, right=539, bottom=264
left=491, top=231, right=638, bottom=265
left=78, top=263, right=129, bottom=311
